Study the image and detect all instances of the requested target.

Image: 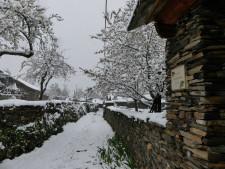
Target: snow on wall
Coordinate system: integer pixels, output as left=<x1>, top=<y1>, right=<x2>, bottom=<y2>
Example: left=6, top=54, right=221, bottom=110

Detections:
left=107, top=106, right=167, bottom=127
left=0, top=99, right=73, bottom=108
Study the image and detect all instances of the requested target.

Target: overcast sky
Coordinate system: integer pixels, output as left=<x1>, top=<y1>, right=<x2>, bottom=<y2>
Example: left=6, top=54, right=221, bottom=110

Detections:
left=0, top=0, right=125, bottom=92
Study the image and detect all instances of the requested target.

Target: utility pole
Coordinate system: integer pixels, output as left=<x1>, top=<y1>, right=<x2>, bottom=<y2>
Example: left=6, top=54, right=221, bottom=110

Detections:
left=105, top=0, right=108, bottom=29
left=104, top=0, right=108, bottom=59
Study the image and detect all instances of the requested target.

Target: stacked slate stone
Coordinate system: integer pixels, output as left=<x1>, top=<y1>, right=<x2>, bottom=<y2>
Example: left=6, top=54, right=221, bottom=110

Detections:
left=166, top=1, right=225, bottom=169
left=104, top=108, right=171, bottom=169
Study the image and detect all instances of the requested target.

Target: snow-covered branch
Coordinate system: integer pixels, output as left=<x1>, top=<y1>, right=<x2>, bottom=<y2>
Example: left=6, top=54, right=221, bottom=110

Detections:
left=0, top=0, right=62, bottom=58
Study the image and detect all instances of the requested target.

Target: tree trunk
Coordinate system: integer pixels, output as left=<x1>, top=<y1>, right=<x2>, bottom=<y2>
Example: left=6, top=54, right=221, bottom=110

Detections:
left=39, top=90, right=44, bottom=100
left=150, top=94, right=161, bottom=113
left=134, top=99, right=139, bottom=112
left=39, top=73, right=51, bottom=100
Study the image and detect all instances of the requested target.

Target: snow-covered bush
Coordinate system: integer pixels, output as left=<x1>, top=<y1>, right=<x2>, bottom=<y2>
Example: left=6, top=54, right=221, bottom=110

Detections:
left=77, top=102, right=99, bottom=115
left=0, top=142, right=5, bottom=150
left=98, top=135, right=136, bottom=169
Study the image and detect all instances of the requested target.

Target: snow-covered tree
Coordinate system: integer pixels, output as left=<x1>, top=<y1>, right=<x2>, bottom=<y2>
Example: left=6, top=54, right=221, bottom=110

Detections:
left=46, top=83, right=62, bottom=99
left=83, top=0, right=166, bottom=112
left=21, top=39, right=75, bottom=100
left=73, top=87, right=84, bottom=101
left=81, top=87, right=102, bottom=102
left=61, top=85, right=70, bottom=97
left=0, top=0, right=62, bottom=58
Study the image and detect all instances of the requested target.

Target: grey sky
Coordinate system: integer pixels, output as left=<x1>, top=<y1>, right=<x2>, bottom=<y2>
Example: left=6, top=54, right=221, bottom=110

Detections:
left=0, top=0, right=125, bottom=91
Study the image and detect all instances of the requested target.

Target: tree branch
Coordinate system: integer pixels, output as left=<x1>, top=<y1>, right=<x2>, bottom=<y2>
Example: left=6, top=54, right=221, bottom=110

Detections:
left=0, top=50, right=34, bottom=58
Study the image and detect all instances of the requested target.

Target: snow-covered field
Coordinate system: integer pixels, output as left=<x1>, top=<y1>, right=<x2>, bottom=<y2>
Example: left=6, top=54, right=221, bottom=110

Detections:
left=0, top=110, right=114, bottom=169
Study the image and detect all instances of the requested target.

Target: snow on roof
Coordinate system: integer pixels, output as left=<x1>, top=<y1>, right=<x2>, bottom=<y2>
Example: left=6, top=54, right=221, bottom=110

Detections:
left=143, top=94, right=152, bottom=100
left=107, top=106, right=167, bottom=127
left=16, top=78, right=40, bottom=91
left=105, top=97, right=134, bottom=103
left=115, top=97, right=133, bottom=102
left=0, top=99, right=72, bottom=108
left=105, top=100, right=114, bottom=103
left=0, top=70, right=40, bottom=92
left=92, top=98, right=104, bottom=104
left=0, top=81, right=4, bottom=87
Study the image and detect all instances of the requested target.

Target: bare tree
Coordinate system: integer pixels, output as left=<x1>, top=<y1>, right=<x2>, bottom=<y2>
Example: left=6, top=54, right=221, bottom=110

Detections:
left=21, top=39, right=75, bottom=100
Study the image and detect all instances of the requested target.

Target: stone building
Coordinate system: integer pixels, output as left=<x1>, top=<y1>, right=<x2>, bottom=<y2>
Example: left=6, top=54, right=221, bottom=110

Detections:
left=0, top=70, right=44, bottom=100
left=124, top=0, right=225, bottom=168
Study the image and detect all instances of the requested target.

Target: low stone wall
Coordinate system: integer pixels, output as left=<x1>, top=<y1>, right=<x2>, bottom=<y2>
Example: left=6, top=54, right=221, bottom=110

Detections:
left=104, top=108, right=188, bottom=169
left=0, top=101, right=83, bottom=161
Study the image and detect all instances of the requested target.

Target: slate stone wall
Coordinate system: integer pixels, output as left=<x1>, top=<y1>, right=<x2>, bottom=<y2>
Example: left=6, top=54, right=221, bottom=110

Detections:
left=166, top=1, right=225, bottom=168
left=104, top=108, right=186, bottom=169
left=0, top=102, right=83, bottom=162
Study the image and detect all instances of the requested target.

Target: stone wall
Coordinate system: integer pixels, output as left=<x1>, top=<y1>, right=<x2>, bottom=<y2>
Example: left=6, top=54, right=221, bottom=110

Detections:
left=166, top=2, right=225, bottom=168
left=0, top=102, right=83, bottom=161
left=104, top=108, right=185, bottom=169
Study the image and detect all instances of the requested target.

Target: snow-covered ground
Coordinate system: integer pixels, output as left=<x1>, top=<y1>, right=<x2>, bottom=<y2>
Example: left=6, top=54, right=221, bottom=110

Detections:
left=0, top=110, right=114, bottom=169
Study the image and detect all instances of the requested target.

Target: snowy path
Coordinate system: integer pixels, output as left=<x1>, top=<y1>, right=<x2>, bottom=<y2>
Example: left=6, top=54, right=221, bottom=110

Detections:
left=0, top=110, right=114, bottom=169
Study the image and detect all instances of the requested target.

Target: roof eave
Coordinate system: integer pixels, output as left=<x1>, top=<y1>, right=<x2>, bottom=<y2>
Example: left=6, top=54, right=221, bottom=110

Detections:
left=128, top=0, right=169, bottom=31
left=128, top=0, right=199, bottom=38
